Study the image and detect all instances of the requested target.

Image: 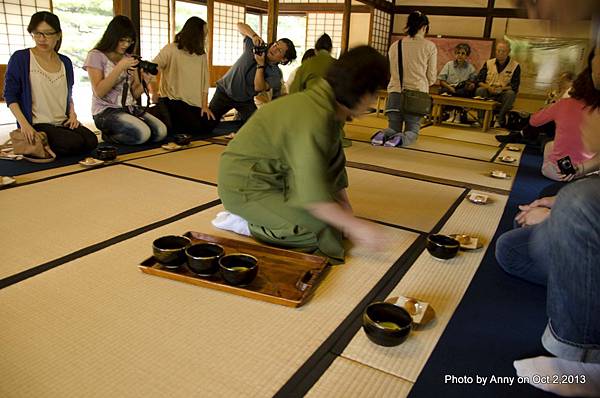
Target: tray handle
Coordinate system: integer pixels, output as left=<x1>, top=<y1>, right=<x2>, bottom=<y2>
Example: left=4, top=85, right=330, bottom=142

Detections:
left=296, top=270, right=318, bottom=291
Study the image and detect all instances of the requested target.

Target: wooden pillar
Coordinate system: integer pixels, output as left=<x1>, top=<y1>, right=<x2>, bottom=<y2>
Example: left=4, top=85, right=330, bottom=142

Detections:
left=483, top=0, right=495, bottom=39
left=207, top=0, right=214, bottom=69
left=341, top=0, right=351, bottom=53
left=267, top=0, right=278, bottom=43
left=169, top=0, right=176, bottom=41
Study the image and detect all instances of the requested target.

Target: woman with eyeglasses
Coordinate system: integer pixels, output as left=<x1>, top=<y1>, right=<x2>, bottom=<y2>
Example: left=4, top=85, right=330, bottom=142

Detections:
left=147, top=16, right=214, bottom=135
left=84, top=15, right=167, bottom=145
left=3, top=11, right=98, bottom=156
left=437, top=43, right=478, bottom=123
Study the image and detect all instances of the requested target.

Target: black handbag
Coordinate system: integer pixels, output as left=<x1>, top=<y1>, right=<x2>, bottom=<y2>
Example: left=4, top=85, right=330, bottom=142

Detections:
left=397, top=40, right=433, bottom=116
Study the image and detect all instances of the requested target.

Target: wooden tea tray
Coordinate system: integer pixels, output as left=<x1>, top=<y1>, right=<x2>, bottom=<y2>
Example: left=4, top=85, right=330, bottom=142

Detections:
left=139, top=231, right=329, bottom=307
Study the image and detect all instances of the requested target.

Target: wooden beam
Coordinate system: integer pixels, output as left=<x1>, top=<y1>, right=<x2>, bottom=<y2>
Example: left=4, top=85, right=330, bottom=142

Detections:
left=483, top=0, right=495, bottom=38
left=355, top=0, right=393, bottom=14
left=394, top=5, right=528, bottom=19
left=341, top=0, right=351, bottom=53
left=278, top=4, right=369, bottom=13
left=170, top=0, right=176, bottom=40
left=267, top=0, right=278, bottom=42
left=225, top=0, right=267, bottom=10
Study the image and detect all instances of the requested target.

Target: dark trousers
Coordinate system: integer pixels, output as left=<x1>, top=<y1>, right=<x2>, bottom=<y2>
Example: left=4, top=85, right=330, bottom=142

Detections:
left=33, top=123, right=97, bottom=157
left=208, top=86, right=257, bottom=126
left=150, top=98, right=216, bottom=135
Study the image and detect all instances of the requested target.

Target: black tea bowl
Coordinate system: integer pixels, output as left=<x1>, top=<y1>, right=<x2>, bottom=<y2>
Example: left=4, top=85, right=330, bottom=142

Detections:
left=426, top=234, right=460, bottom=260
left=186, top=243, right=225, bottom=275
left=173, top=134, right=192, bottom=146
left=219, top=253, right=258, bottom=286
left=362, top=302, right=412, bottom=347
left=95, top=145, right=117, bottom=161
left=152, top=235, right=191, bottom=269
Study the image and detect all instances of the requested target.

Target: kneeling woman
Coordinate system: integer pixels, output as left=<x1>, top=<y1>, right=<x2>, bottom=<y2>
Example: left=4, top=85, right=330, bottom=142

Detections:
left=4, top=12, right=97, bottom=156
left=84, top=16, right=167, bottom=145
left=218, top=47, right=388, bottom=264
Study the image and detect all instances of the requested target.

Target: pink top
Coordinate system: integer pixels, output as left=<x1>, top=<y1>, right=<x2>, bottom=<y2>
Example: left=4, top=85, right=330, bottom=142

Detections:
left=530, top=97, right=596, bottom=164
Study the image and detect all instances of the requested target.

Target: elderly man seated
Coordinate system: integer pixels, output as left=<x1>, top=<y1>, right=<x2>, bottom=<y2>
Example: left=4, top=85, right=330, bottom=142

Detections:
left=474, top=40, right=521, bottom=128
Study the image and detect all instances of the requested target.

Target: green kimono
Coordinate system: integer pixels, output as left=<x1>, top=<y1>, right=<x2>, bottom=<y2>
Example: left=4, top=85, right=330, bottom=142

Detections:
left=218, top=79, right=348, bottom=264
left=288, top=50, right=335, bottom=94
left=288, top=50, right=351, bottom=147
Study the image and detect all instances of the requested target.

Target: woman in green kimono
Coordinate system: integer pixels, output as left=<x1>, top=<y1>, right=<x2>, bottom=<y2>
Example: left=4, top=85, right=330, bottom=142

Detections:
left=217, top=46, right=389, bottom=264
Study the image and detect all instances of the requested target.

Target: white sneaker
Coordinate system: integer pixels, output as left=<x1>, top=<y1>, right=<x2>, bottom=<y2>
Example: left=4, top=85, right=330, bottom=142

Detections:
left=444, top=111, right=456, bottom=123
left=494, top=121, right=502, bottom=128
left=472, top=121, right=481, bottom=128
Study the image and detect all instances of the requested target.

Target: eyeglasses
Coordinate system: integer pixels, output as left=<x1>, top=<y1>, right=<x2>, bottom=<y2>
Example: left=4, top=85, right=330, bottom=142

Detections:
left=31, top=31, right=57, bottom=39
left=119, top=38, right=135, bottom=45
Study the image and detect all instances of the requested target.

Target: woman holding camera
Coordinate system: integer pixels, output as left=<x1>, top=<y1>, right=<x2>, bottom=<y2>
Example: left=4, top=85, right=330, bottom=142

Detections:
left=529, top=49, right=600, bottom=181
left=149, top=17, right=214, bottom=134
left=84, top=15, right=167, bottom=145
left=4, top=11, right=97, bottom=157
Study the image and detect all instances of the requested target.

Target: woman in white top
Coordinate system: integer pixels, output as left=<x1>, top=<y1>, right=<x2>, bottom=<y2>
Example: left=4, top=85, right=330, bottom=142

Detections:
left=372, top=11, right=437, bottom=147
left=149, top=17, right=214, bottom=135
left=4, top=12, right=97, bottom=157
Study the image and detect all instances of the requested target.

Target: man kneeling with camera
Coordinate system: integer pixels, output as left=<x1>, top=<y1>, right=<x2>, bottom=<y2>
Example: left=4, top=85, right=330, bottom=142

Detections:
left=209, top=22, right=296, bottom=126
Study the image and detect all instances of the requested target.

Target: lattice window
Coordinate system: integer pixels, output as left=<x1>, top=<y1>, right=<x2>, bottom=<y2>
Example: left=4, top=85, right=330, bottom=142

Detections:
left=213, top=1, right=245, bottom=65
left=306, top=13, right=342, bottom=58
left=140, top=0, right=169, bottom=60
left=1, top=0, right=52, bottom=63
left=370, top=9, right=390, bottom=55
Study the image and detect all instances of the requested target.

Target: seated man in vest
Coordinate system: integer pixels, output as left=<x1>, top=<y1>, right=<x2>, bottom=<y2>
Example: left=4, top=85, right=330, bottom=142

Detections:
left=475, top=40, right=521, bottom=128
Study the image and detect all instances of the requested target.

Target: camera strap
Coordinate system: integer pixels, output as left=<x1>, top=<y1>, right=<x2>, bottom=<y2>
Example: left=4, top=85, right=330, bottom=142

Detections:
left=121, top=73, right=129, bottom=109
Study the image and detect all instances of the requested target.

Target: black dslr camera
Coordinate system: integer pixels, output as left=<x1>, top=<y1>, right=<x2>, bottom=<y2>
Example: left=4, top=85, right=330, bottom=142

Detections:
left=132, top=55, right=159, bottom=75
left=557, top=155, right=577, bottom=175
left=253, top=44, right=269, bottom=56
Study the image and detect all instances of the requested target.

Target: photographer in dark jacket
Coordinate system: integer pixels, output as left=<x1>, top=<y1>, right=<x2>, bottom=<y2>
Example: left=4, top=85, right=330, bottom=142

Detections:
left=209, top=22, right=296, bottom=125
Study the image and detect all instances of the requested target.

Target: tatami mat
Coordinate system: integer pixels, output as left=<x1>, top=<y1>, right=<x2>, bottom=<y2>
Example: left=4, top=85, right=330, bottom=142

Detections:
left=347, top=168, right=463, bottom=232
left=306, top=357, right=413, bottom=398
left=348, top=114, right=389, bottom=129
left=0, top=206, right=418, bottom=397
left=125, top=144, right=223, bottom=184
left=345, top=124, right=499, bottom=161
left=346, top=142, right=515, bottom=192
left=420, top=125, right=502, bottom=147
left=126, top=145, right=464, bottom=232
left=340, top=191, right=509, bottom=383
left=0, top=165, right=217, bottom=279
left=493, top=143, right=526, bottom=167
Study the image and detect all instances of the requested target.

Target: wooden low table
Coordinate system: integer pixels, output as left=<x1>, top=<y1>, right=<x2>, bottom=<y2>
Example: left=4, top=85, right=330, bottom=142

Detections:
left=431, top=94, right=499, bottom=132
left=375, top=89, right=388, bottom=116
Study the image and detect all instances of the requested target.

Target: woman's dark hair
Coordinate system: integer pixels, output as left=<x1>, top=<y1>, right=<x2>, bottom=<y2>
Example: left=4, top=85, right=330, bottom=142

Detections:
left=277, top=38, right=297, bottom=65
left=175, top=17, right=206, bottom=55
left=301, top=48, right=316, bottom=63
left=455, top=43, right=471, bottom=56
left=326, top=46, right=389, bottom=109
left=315, top=33, right=333, bottom=53
left=94, top=15, right=137, bottom=54
left=27, top=11, right=62, bottom=52
left=570, top=48, right=600, bottom=111
left=405, top=11, right=429, bottom=37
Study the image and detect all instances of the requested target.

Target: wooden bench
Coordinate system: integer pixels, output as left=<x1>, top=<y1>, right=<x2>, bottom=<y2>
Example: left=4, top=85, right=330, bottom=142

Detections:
left=431, top=94, right=499, bottom=132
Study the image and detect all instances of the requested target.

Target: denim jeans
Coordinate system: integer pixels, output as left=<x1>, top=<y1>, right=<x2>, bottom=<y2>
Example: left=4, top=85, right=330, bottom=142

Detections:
left=495, top=224, right=548, bottom=286
left=93, top=107, right=167, bottom=145
left=532, top=177, right=600, bottom=362
left=381, top=92, right=422, bottom=146
left=475, top=87, right=516, bottom=126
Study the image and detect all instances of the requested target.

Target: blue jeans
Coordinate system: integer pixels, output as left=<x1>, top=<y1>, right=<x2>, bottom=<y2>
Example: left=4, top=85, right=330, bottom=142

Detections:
left=382, top=92, right=422, bottom=146
left=495, top=224, right=548, bottom=286
left=497, top=177, right=600, bottom=362
left=533, top=177, right=600, bottom=362
left=93, top=107, right=168, bottom=145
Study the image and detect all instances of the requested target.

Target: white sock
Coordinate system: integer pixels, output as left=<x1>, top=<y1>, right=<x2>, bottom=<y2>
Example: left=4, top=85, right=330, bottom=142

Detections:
left=211, top=211, right=251, bottom=236
left=514, top=356, right=600, bottom=397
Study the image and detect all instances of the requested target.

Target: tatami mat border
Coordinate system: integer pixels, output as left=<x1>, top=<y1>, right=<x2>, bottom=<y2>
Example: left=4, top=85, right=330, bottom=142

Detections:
left=122, top=163, right=218, bottom=187
left=347, top=161, right=510, bottom=196
left=274, top=189, right=469, bottom=397
left=2, top=142, right=213, bottom=191
left=347, top=137, right=500, bottom=164
left=0, top=199, right=222, bottom=289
